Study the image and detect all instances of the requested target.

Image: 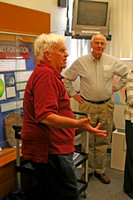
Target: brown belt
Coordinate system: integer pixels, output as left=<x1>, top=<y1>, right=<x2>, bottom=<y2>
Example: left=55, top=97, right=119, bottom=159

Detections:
left=81, top=96, right=111, bottom=104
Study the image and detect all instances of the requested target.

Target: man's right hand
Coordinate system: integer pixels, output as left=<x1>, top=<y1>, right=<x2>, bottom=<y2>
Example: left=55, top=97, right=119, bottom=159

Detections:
left=73, top=94, right=84, bottom=103
left=79, top=117, right=107, bottom=137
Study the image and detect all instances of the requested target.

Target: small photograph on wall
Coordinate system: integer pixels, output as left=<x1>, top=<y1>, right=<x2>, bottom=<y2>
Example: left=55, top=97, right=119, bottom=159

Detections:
left=5, top=75, right=16, bottom=98
left=0, top=74, right=6, bottom=101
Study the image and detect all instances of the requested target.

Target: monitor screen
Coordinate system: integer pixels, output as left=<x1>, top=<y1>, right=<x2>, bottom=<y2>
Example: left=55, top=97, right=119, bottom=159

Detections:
left=72, top=0, right=110, bottom=37
left=77, top=1, right=108, bottom=26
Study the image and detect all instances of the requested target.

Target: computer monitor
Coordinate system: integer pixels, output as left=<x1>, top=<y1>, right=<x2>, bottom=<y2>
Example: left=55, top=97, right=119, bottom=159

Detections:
left=72, top=0, right=110, bottom=37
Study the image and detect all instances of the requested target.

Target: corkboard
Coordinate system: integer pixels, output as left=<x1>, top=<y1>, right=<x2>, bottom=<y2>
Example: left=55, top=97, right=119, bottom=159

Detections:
left=0, top=2, right=50, bottom=35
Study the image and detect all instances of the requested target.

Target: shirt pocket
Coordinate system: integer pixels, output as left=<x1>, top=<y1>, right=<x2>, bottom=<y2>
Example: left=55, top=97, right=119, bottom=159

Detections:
left=103, top=65, right=112, bottom=82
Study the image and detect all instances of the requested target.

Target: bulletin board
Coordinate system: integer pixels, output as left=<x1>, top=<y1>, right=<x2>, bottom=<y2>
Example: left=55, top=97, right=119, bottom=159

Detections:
left=0, top=2, right=50, bottom=35
left=0, top=36, right=35, bottom=149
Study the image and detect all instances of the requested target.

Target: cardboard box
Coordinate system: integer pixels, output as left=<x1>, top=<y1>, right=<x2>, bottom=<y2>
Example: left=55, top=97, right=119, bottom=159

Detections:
left=111, top=129, right=126, bottom=171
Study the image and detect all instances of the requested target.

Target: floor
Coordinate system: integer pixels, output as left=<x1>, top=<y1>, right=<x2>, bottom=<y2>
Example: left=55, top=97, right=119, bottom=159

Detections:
left=77, top=153, right=132, bottom=200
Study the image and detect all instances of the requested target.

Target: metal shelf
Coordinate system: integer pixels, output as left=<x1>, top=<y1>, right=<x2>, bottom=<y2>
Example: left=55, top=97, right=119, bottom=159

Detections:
left=74, top=151, right=88, bottom=168
left=77, top=179, right=88, bottom=194
left=73, top=111, right=89, bottom=198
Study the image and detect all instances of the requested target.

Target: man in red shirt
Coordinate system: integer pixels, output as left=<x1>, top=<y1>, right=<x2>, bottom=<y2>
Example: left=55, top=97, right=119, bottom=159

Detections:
left=21, top=33, right=106, bottom=200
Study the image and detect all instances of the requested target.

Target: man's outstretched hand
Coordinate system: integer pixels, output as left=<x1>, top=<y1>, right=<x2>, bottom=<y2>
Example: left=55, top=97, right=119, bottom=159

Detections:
left=79, top=117, right=107, bottom=137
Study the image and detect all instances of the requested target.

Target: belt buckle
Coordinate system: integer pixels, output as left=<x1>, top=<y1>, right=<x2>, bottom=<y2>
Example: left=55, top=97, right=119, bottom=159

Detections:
left=93, top=101, right=101, bottom=104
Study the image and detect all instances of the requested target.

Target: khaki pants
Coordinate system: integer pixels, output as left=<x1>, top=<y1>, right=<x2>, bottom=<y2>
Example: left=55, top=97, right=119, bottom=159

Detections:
left=79, top=99, right=114, bottom=174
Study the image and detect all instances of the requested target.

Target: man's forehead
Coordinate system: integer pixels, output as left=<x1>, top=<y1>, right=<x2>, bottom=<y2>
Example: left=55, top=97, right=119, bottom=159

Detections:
left=53, top=42, right=66, bottom=49
left=94, top=37, right=105, bottom=42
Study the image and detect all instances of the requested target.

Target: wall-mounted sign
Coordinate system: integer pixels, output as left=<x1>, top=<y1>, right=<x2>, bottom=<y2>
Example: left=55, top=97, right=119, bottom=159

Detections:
left=0, top=41, right=30, bottom=59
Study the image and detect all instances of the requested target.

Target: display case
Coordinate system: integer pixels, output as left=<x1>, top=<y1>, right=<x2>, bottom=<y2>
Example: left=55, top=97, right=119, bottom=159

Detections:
left=0, top=32, right=37, bottom=153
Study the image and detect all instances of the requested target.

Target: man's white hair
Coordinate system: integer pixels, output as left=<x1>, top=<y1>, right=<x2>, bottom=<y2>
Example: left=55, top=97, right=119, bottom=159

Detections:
left=34, top=33, right=66, bottom=60
left=91, top=34, right=107, bottom=43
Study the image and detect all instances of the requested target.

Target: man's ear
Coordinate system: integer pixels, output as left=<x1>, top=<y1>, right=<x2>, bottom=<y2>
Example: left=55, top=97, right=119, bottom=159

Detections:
left=90, top=42, right=93, bottom=49
left=44, top=51, right=51, bottom=61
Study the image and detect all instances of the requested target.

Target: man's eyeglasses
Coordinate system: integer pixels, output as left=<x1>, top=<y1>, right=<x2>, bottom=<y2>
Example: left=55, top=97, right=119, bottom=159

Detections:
left=94, top=42, right=106, bottom=46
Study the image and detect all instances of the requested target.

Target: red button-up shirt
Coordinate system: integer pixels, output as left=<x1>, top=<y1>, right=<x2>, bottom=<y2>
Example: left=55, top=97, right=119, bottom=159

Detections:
left=21, top=61, right=75, bottom=163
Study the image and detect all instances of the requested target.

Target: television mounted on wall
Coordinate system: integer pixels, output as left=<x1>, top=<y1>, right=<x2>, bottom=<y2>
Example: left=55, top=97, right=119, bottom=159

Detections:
left=72, top=0, right=110, bottom=37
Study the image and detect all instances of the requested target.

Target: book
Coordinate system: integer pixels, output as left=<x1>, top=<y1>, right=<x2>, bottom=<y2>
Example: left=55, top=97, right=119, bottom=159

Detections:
left=73, top=152, right=80, bottom=160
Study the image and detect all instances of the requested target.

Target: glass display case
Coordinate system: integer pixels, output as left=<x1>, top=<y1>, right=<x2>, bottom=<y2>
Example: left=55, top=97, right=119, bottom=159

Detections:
left=0, top=32, right=37, bottom=156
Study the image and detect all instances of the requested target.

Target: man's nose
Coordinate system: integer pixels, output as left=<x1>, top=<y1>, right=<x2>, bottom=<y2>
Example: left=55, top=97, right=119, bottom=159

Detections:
left=98, top=43, right=102, bottom=47
left=65, top=52, right=69, bottom=57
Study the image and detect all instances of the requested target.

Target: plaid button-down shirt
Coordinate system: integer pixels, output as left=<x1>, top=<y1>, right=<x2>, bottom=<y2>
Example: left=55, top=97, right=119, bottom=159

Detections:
left=125, top=71, right=133, bottom=123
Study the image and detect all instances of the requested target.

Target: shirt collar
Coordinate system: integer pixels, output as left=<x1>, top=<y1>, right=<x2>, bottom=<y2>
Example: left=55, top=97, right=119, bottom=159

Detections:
left=91, top=52, right=103, bottom=63
left=39, top=60, right=63, bottom=80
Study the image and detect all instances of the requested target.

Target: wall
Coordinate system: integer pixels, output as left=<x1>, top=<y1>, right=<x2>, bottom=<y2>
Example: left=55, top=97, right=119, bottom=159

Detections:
left=1, top=0, right=133, bottom=57
left=110, top=0, right=133, bottom=58
left=1, top=0, right=131, bottom=129
left=1, top=0, right=67, bottom=35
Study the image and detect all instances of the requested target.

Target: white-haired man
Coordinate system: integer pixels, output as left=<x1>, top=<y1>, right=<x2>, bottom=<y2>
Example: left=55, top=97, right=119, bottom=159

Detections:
left=63, top=34, right=130, bottom=184
left=21, top=33, right=106, bottom=200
